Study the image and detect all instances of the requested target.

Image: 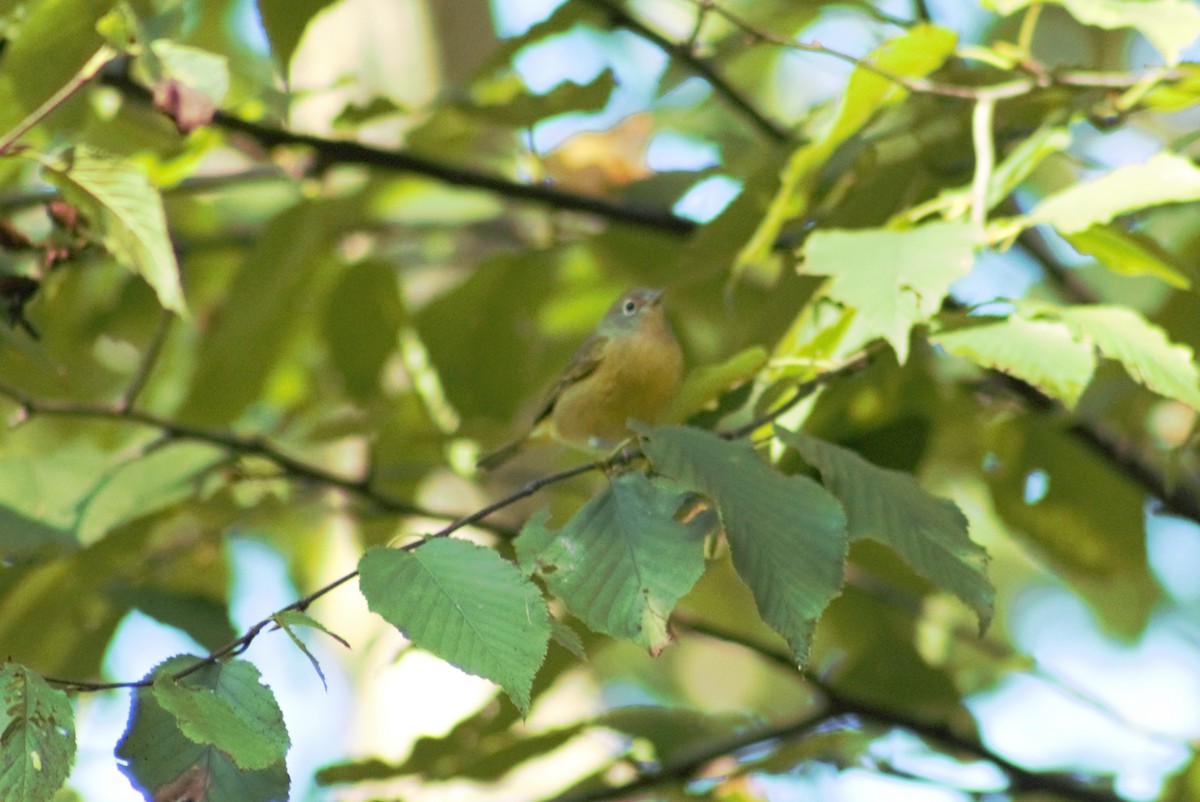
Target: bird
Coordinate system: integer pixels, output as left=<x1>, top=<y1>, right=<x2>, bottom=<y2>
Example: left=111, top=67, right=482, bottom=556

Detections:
left=477, top=287, right=683, bottom=469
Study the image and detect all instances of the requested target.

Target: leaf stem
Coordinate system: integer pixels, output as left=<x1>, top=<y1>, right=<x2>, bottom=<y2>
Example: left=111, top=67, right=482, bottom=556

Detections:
left=0, top=47, right=116, bottom=155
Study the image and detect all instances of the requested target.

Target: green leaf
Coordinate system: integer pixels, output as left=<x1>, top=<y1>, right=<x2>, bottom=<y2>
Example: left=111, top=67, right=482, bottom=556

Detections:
left=317, top=723, right=583, bottom=785
left=117, top=656, right=290, bottom=802
left=814, top=585, right=963, bottom=715
left=256, top=0, right=339, bottom=70
left=39, top=147, right=186, bottom=314
left=735, top=24, right=957, bottom=274
left=415, top=251, right=560, bottom=420
left=0, top=504, right=75, bottom=563
left=358, top=539, right=551, bottom=714
left=639, top=425, right=848, bottom=665
left=151, top=670, right=289, bottom=771
left=273, top=610, right=349, bottom=649
left=75, top=442, right=226, bottom=545
left=514, top=508, right=558, bottom=574
left=109, top=586, right=235, bottom=653
left=984, top=419, right=1157, bottom=633
left=765, top=304, right=858, bottom=392
left=0, top=664, right=75, bottom=802
left=904, top=125, right=1072, bottom=224
left=984, top=0, right=1200, bottom=65
left=802, top=222, right=978, bottom=363
left=550, top=620, right=587, bottom=659
left=0, top=0, right=110, bottom=128
left=1049, top=304, right=1200, bottom=411
left=179, top=199, right=356, bottom=425
left=1029, top=152, right=1200, bottom=234
left=668, top=346, right=769, bottom=423
left=597, top=706, right=755, bottom=764
left=520, top=473, right=707, bottom=653
left=467, top=69, right=617, bottom=126
left=323, top=260, right=405, bottom=400
left=779, top=430, right=992, bottom=631
left=1064, top=225, right=1192, bottom=289
left=931, top=315, right=1097, bottom=408
left=273, top=610, right=349, bottom=691
left=1143, top=64, right=1200, bottom=112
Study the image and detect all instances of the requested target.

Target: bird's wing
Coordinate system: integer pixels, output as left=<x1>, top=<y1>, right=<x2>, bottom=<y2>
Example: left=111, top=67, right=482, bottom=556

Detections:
left=532, top=332, right=608, bottom=424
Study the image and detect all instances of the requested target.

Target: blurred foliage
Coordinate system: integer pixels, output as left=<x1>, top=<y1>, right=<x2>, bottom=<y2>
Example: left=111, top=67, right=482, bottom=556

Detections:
left=1, top=0, right=1200, bottom=801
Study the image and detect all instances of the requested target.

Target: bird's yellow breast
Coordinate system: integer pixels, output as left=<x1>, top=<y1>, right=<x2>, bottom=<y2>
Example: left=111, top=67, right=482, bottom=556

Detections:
left=551, top=314, right=682, bottom=445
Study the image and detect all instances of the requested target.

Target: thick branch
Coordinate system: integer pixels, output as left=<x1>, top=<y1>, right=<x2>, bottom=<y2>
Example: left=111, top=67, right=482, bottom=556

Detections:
left=101, top=71, right=697, bottom=236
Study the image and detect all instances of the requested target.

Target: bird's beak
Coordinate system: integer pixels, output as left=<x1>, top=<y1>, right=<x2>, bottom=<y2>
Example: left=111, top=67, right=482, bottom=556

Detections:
left=647, top=288, right=665, bottom=306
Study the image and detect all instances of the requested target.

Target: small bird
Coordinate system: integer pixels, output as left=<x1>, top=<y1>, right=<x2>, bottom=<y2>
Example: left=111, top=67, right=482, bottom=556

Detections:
left=478, top=287, right=683, bottom=469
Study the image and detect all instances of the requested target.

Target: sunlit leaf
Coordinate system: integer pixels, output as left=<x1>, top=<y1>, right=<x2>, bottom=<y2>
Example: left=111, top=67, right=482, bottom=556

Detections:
left=40, top=147, right=186, bottom=314
left=1049, top=304, right=1200, bottom=411
left=984, top=0, right=1200, bottom=65
left=735, top=24, right=958, bottom=275
left=1029, top=152, right=1200, bottom=234
left=0, top=0, right=109, bottom=127
left=931, top=315, right=1096, bottom=408
left=1064, top=225, right=1191, bottom=289
left=256, top=0, right=340, bottom=70
left=468, top=69, right=617, bottom=126
left=359, top=539, right=551, bottom=714
left=1143, top=64, right=1200, bottom=112
left=802, top=222, right=978, bottom=363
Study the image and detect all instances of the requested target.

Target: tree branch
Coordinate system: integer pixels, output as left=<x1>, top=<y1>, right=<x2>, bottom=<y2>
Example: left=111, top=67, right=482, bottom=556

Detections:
left=695, top=0, right=1183, bottom=101
left=540, top=708, right=834, bottom=802
left=582, top=0, right=792, bottom=143
left=0, top=381, right=452, bottom=521
left=674, top=617, right=1127, bottom=802
left=100, top=71, right=697, bottom=236
left=37, top=348, right=880, bottom=692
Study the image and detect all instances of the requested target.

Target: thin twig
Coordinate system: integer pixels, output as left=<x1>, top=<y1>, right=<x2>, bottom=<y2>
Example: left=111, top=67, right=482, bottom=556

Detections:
left=37, top=350, right=881, bottom=692
left=540, top=708, right=834, bottom=802
left=0, top=381, right=446, bottom=520
left=0, top=167, right=286, bottom=210
left=583, top=0, right=791, bottom=143
left=693, top=0, right=1180, bottom=102
left=118, top=310, right=172, bottom=412
left=0, top=47, right=116, bottom=155
left=674, top=617, right=1126, bottom=802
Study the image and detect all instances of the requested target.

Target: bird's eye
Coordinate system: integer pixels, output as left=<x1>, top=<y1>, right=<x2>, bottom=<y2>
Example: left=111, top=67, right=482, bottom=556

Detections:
left=623, top=300, right=637, bottom=315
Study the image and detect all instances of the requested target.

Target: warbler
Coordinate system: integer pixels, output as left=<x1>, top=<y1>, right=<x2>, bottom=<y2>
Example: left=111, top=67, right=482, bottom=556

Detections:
left=478, top=287, right=683, bottom=469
